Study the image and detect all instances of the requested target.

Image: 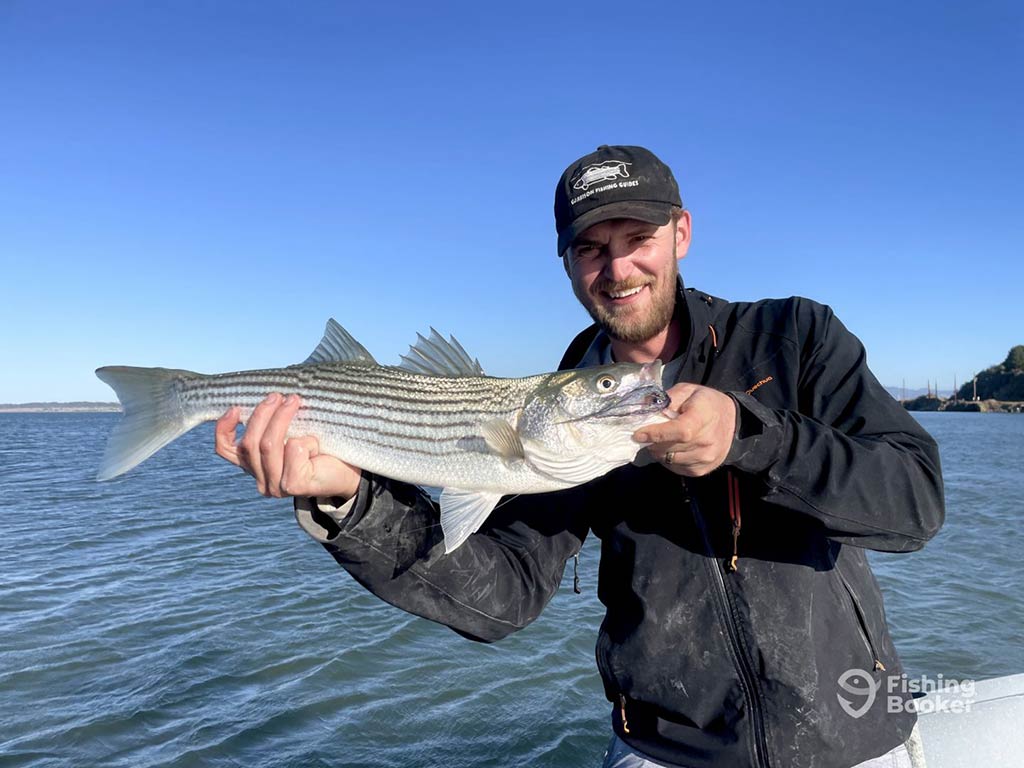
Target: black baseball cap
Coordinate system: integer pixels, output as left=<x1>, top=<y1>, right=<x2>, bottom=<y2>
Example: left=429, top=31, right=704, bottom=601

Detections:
left=554, top=145, right=682, bottom=256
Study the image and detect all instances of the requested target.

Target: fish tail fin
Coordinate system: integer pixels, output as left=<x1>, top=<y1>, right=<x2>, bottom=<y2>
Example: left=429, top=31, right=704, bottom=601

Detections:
left=95, top=366, right=203, bottom=481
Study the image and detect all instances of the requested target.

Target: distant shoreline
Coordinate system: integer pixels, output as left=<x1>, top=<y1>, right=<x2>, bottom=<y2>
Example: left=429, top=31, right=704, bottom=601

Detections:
left=902, top=396, right=1023, bottom=414
left=0, top=402, right=121, bottom=413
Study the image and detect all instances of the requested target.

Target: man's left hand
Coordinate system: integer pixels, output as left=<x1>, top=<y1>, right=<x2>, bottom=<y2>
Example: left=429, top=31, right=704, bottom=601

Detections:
left=634, top=383, right=737, bottom=477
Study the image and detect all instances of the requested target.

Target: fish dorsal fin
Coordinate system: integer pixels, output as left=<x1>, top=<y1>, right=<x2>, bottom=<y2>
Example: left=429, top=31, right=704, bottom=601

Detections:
left=439, top=488, right=504, bottom=553
left=398, top=328, right=484, bottom=376
left=481, top=419, right=526, bottom=460
left=303, top=319, right=377, bottom=365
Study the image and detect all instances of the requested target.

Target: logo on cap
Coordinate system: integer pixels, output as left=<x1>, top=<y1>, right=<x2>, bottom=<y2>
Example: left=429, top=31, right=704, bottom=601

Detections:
left=572, top=161, right=632, bottom=191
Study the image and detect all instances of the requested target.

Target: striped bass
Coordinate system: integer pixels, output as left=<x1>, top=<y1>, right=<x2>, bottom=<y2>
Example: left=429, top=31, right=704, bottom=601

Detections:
left=96, top=320, right=670, bottom=552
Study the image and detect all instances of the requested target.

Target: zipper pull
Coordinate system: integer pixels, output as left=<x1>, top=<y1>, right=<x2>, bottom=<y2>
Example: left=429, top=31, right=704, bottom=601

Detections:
left=874, top=659, right=886, bottom=672
left=618, top=693, right=630, bottom=734
left=726, top=472, right=741, bottom=572
left=727, top=523, right=740, bottom=572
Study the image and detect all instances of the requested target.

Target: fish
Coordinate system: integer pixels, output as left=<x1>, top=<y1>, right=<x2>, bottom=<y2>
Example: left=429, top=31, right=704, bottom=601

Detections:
left=96, top=320, right=670, bottom=552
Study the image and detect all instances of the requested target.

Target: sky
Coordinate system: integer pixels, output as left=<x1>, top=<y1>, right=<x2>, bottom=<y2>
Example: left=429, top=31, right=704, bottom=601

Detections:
left=1, top=1, right=1021, bottom=402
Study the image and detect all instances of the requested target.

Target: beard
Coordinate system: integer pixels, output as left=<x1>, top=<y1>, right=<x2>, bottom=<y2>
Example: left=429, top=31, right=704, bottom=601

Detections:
left=571, top=256, right=679, bottom=344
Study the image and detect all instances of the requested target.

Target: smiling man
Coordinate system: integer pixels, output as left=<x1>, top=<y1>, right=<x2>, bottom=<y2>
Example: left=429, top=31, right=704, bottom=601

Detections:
left=216, top=145, right=944, bottom=768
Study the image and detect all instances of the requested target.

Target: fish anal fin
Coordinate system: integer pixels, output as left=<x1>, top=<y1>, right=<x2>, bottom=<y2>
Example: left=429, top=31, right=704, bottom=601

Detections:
left=439, top=488, right=503, bottom=553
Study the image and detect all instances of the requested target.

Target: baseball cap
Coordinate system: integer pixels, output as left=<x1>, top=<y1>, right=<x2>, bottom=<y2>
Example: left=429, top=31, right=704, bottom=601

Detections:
left=554, top=145, right=682, bottom=256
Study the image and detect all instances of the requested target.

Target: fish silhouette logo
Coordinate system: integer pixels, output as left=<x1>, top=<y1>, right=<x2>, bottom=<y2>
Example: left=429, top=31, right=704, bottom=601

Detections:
left=837, top=668, right=879, bottom=719
left=572, top=161, right=632, bottom=190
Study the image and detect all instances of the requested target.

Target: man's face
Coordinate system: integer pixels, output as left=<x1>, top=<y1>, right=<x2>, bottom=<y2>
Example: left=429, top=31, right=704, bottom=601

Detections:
left=565, top=214, right=691, bottom=343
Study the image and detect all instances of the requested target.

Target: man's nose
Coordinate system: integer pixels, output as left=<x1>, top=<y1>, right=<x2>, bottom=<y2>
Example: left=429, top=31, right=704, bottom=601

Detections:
left=603, top=250, right=635, bottom=283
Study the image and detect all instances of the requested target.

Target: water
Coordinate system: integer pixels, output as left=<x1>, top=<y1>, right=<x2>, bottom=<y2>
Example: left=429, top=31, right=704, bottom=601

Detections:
left=1, top=412, right=1021, bottom=767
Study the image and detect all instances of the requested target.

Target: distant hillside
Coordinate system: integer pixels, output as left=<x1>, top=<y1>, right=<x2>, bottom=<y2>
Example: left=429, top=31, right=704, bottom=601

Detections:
left=956, top=345, right=1024, bottom=402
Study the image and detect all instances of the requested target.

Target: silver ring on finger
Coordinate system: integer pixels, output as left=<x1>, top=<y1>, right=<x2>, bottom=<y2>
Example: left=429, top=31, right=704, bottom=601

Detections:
left=664, top=450, right=675, bottom=466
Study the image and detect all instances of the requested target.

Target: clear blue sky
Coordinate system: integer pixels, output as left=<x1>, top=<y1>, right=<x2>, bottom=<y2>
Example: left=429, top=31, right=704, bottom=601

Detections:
left=1, top=1, right=1021, bottom=402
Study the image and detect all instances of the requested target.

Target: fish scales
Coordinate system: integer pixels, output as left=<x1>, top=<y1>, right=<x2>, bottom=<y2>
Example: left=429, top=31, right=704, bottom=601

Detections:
left=181, top=366, right=528, bottom=442
left=172, top=367, right=551, bottom=490
left=200, top=388, right=529, bottom=484
left=190, top=371, right=516, bottom=416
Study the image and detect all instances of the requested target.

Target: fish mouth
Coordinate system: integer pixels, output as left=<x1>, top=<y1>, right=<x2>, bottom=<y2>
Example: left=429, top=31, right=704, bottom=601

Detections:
left=552, top=361, right=669, bottom=424
left=553, top=383, right=669, bottom=426
left=582, top=361, right=668, bottom=419
left=598, top=384, right=670, bottom=417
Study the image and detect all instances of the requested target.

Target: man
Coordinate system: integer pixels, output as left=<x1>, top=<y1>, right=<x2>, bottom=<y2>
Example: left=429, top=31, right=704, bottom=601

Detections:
left=215, top=145, right=944, bottom=768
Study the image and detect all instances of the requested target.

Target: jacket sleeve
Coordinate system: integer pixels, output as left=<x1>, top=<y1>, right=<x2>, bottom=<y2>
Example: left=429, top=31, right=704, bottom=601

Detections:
left=724, top=301, right=945, bottom=553
left=294, top=476, right=590, bottom=643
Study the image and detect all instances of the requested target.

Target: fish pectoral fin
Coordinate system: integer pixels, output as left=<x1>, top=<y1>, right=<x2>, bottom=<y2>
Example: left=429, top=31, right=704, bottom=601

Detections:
left=302, top=319, right=378, bottom=365
left=398, top=328, right=485, bottom=377
left=480, top=419, right=526, bottom=460
left=439, top=488, right=504, bottom=553
left=521, top=440, right=610, bottom=485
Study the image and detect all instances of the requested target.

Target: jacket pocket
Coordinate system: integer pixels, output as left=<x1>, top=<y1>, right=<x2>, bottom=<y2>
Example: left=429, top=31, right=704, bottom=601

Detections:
left=835, top=565, right=886, bottom=671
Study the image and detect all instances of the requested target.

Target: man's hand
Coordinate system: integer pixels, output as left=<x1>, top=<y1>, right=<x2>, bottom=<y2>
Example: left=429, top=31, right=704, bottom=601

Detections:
left=633, top=383, right=737, bottom=477
left=215, top=393, right=361, bottom=500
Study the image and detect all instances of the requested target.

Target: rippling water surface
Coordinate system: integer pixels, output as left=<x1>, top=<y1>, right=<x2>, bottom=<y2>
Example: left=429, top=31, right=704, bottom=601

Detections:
left=1, top=412, right=1021, bottom=767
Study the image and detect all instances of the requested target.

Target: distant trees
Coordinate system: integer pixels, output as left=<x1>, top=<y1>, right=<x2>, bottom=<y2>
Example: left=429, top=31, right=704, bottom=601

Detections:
left=957, top=345, right=1024, bottom=402
left=1003, top=345, right=1024, bottom=372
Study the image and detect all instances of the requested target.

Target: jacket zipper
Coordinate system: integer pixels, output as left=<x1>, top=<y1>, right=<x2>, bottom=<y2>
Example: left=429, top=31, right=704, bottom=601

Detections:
left=836, top=567, right=886, bottom=672
left=689, top=488, right=770, bottom=767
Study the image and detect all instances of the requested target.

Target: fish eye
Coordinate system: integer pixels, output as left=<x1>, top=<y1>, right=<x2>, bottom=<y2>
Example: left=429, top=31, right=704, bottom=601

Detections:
left=595, top=374, right=618, bottom=393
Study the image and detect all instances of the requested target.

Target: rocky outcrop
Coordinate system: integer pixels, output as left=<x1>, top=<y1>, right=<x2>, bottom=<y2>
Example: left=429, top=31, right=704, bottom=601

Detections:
left=956, top=346, right=1024, bottom=402
left=903, top=346, right=1023, bottom=413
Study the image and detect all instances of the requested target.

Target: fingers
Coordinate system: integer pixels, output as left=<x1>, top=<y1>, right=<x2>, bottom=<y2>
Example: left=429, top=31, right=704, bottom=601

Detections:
left=237, top=393, right=281, bottom=493
left=261, top=394, right=304, bottom=496
left=214, top=392, right=363, bottom=500
left=664, top=382, right=699, bottom=413
left=235, top=393, right=301, bottom=497
left=281, top=436, right=319, bottom=496
left=658, top=443, right=718, bottom=476
left=635, top=386, right=711, bottom=445
left=281, top=436, right=363, bottom=499
left=215, top=407, right=243, bottom=466
left=633, top=384, right=737, bottom=477
left=213, top=391, right=363, bottom=500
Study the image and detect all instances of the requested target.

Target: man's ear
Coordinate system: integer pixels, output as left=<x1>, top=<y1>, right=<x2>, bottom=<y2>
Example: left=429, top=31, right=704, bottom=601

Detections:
left=675, top=210, right=692, bottom=261
left=561, top=253, right=571, bottom=277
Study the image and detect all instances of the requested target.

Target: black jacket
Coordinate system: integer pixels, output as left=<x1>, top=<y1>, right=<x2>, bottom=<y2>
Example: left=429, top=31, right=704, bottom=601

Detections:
left=301, top=284, right=944, bottom=768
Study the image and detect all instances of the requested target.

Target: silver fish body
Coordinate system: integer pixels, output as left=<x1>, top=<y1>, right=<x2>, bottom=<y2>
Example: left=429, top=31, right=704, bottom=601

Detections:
left=96, top=320, right=670, bottom=551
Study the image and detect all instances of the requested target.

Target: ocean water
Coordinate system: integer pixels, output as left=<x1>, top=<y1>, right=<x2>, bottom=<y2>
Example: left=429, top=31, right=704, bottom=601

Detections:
left=1, top=412, right=1021, bottom=767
